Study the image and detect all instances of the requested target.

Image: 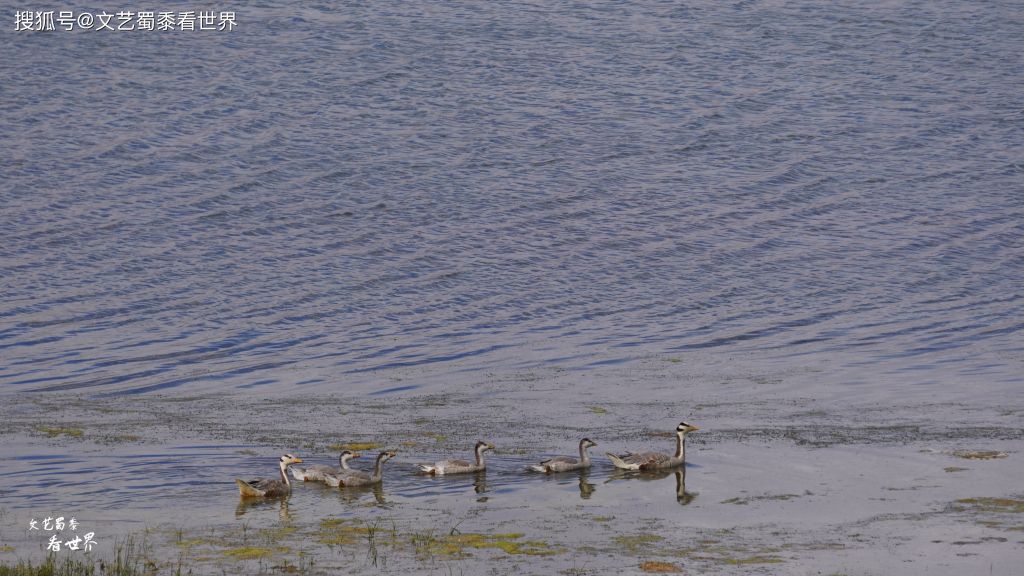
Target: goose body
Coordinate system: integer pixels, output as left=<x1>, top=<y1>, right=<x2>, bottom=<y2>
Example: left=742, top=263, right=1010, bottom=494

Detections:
left=291, top=450, right=360, bottom=482
left=324, top=451, right=395, bottom=487
left=418, top=441, right=494, bottom=475
left=235, top=454, right=303, bottom=498
left=607, top=422, right=699, bottom=470
left=529, top=438, right=597, bottom=473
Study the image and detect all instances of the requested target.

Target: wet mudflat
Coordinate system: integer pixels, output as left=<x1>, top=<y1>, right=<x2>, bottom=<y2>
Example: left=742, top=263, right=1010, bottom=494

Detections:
left=1, top=360, right=1021, bottom=575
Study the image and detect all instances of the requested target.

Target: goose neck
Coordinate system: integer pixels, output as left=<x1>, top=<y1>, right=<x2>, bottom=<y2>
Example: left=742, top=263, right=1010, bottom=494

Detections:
left=579, top=441, right=591, bottom=464
left=279, top=460, right=291, bottom=487
left=372, top=454, right=386, bottom=480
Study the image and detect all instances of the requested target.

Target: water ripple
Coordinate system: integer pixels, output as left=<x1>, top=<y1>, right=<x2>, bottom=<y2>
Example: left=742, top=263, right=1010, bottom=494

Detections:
left=2, top=0, right=1022, bottom=395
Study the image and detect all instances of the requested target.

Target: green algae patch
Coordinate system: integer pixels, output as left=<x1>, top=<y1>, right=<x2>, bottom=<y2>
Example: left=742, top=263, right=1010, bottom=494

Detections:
left=175, top=537, right=220, bottom=549
left=613, top=533, right=665, bottom=553
left=221, top=545, right=290, bottom=560
left=258, top=525, right=299, bottom=542
left=950, top=497, right=1024, bottom=533
left=36, top=426, right=84, bottom=438
left=640, top=560, right=683, bottom=572
left=316, top=518, right=374, bottom=546
left=951, top=450, right=1007, bottom=460
left=424, top=432, right=447, bottom=443
left=0, top=546, right=13, bottom=553
left=944, top=466, right=968, bottom=473
left=588, top=406, right=608, bottom=415
left=455, top=532, right=555, bottom=555
left=173, top=524, right=299, bottom=554
left=955, top=497, right=1024, bottom=514
left=319, top=518, right=360, bottom=529
left=412, top=531, right=559, bottom=559
left=397, top=432, right=446, bottom=448
left=327, top=442, right=381, bottom=452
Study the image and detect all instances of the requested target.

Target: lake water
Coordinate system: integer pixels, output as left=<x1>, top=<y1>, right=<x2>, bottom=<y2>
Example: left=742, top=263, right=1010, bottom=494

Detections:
left=1, top=1, right=1022, bottom=574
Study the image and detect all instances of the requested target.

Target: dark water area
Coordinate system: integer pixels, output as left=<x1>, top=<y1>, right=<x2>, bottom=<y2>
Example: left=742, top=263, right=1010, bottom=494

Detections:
left=2, top=0, right=1022, bottom=398
left=2, top=2, right=1024, bottom=574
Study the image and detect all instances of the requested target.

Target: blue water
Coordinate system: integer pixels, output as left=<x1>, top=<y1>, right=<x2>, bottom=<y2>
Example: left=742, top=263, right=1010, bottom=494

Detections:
left=2, top=0, right=1022, bottom=396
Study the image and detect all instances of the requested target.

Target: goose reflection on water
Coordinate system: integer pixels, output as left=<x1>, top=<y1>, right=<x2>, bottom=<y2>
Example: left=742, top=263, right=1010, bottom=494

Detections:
left=536, top=468, right=597, bottom=500
left=605, top=467, right=696, bottom=505
left=578, top=470, right=596, bottom=499
left=235, top=494, right=292, bottom=520
left=335, top=482, right=390, bottom=507
left=472, top=470, right=488, bottom=502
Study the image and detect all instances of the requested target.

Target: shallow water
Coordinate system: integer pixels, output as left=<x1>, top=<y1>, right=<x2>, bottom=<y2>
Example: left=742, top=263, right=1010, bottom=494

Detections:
left=1, top=386, right=1022, bottom=574
left=1, top=0, right=1023, bottom=573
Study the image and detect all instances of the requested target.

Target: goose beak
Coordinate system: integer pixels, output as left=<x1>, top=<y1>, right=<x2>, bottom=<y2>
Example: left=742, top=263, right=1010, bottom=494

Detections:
left=687, top=424, right=700, bottom=432
left=293, top=457, right=303, bottom=463
left=487, top=443, right=496, bottom=450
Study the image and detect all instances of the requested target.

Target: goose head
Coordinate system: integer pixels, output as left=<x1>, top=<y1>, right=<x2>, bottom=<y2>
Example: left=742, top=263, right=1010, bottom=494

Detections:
left=581, top=438, right=598, bottom=448
left=677, top=422, right=700, bottom=435
left=377, top=450, right=397, bottom=462
left=476, top=441, right=495, bottom=452
left=280, top=453, right=304, bottom=465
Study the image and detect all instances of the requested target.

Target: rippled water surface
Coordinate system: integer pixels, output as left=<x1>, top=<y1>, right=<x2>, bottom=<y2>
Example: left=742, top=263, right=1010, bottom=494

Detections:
left=2, top=1, right=1023, bottom=573
left=3, top=0, right=1021, bottom=397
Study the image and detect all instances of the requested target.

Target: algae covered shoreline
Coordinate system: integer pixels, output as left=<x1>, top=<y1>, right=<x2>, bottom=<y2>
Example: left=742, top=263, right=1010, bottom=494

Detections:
left=1, top=362, right=1021, bottom=575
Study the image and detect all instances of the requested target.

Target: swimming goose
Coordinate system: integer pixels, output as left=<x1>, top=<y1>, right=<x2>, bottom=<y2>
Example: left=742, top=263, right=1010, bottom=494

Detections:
left=418, top=441, right=494, bottom=475
left=529, top=438, right=597, bottom=473
left=290, top=450, right=361, bottom=482
left=235, top=454, right=303, bottom=498
left=607, top=422, right=699, bottom=470
left=324, top=451, right=396, bottom=487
